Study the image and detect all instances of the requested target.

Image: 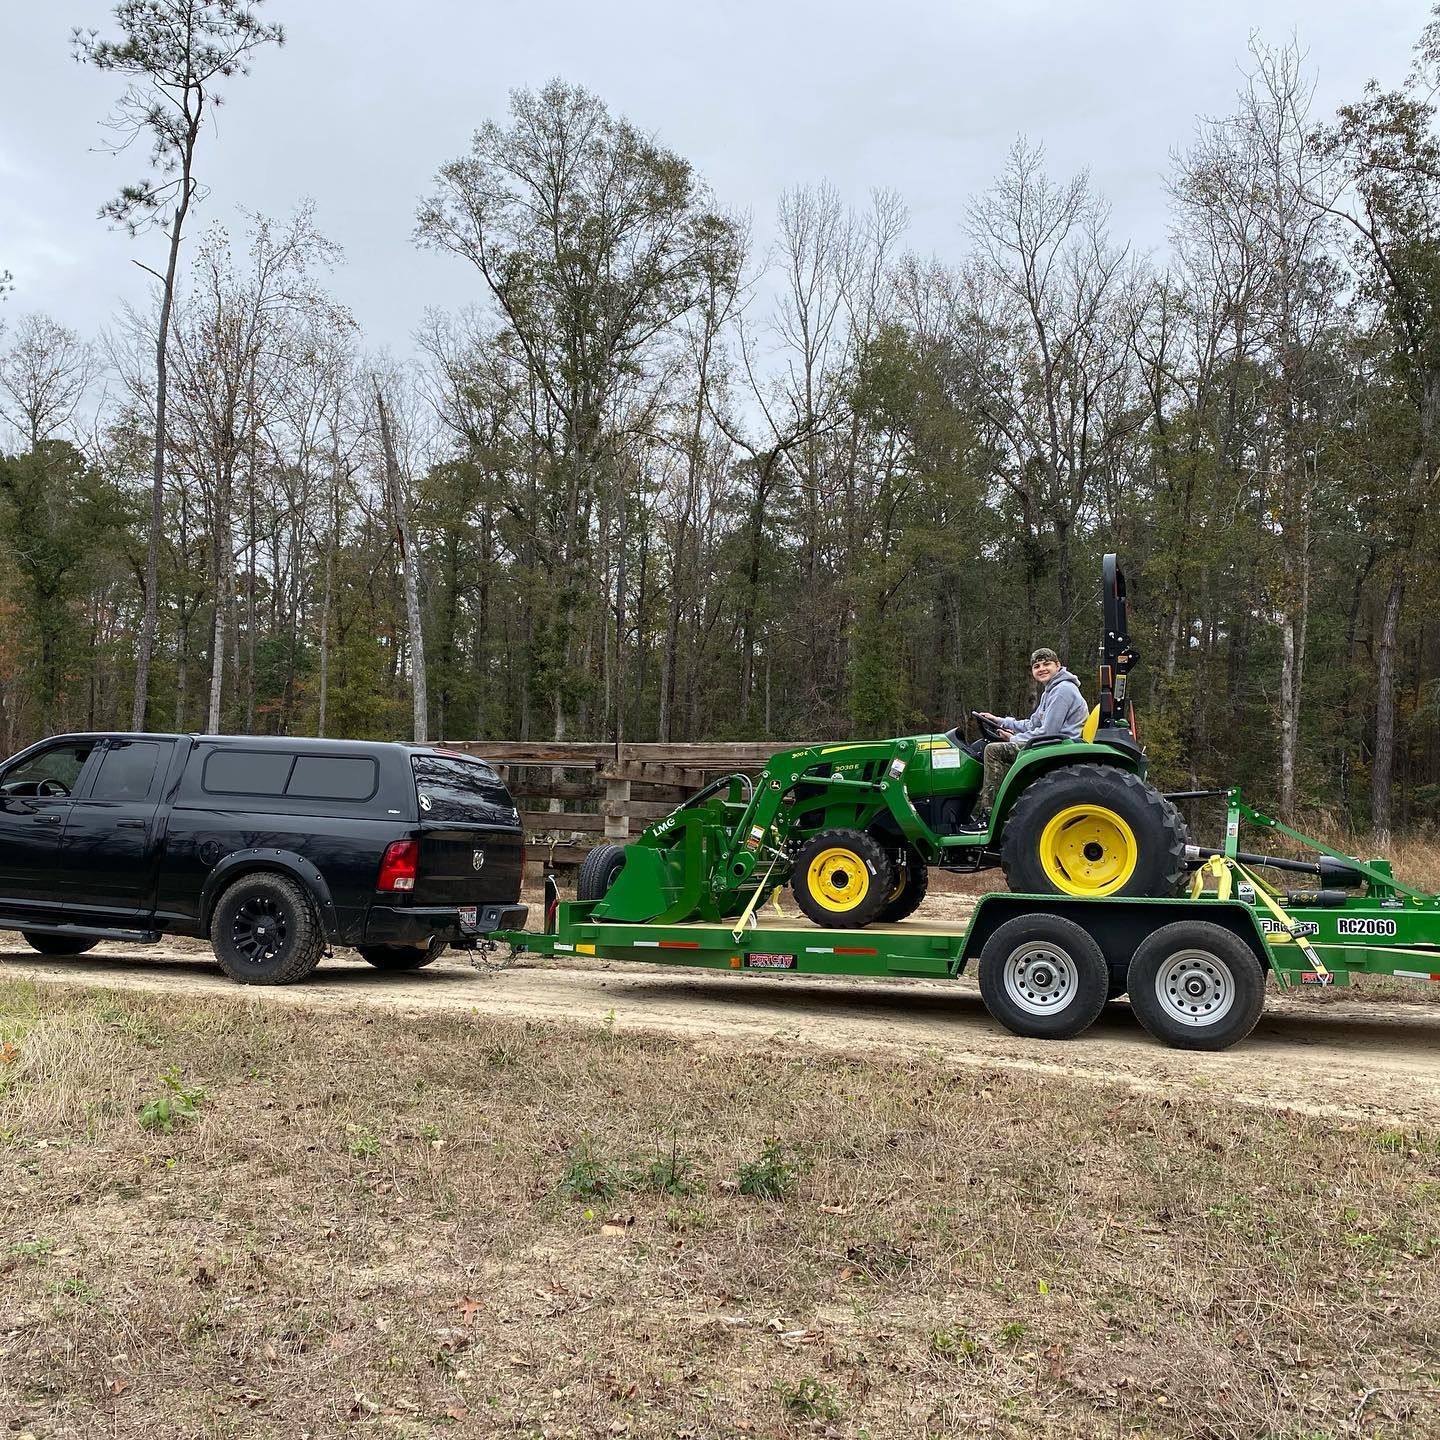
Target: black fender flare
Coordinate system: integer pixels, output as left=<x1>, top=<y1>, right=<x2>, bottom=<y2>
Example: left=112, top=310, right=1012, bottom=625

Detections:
left=200, top=849, right=341, bottom=942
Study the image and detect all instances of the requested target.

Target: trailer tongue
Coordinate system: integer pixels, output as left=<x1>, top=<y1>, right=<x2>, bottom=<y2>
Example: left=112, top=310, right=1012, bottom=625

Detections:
left=496, top=786, right=1440, bottom=1053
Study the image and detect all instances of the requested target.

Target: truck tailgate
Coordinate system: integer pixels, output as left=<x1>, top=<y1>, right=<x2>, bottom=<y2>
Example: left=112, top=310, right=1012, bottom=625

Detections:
left=413, top=824, right=523, bottom=906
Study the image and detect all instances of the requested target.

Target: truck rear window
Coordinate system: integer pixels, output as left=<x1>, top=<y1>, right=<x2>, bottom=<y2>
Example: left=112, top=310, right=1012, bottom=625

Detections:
left=411, top=752, right=513, bottom=821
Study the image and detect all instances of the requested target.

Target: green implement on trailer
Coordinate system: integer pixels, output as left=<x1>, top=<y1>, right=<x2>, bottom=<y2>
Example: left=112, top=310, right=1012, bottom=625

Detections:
left=496, top=787, right=1440, bottom=1053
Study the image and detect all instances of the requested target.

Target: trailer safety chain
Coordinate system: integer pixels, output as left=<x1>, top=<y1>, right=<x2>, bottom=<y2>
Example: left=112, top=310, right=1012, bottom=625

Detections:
left=1191, top=854, right=1332, bottom=984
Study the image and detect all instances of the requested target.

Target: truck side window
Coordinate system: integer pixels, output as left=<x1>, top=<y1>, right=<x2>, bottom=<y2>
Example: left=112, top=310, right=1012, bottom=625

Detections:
left=203, top=750, right=294, bottom=796
left=90, top=741, right=165, bottom=801
left=286, top=756, right=378, bottom=801
left=0, top=741, right=95, bottom=796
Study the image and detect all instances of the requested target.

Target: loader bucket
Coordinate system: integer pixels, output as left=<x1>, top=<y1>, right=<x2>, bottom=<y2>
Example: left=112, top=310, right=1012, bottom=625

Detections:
left=591, top=842, right=687, bottom=923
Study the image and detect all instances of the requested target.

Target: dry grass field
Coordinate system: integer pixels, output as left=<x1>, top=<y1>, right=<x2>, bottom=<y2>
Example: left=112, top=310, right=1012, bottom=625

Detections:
left=3, top=981, right=1439, bottom=1439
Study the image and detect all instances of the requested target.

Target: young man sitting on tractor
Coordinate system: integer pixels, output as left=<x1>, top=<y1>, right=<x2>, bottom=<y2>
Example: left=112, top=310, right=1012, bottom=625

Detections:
left=963, top=648, right=1089, bottom=833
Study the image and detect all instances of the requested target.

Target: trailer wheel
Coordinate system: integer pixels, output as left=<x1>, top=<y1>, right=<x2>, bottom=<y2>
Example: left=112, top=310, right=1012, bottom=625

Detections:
left=1127, top=921, right=1267, bottom=1051
left=356, top=937, right=448, bottom=971
left=577, top=843, right=627, bottom=901
left=875, top=845, right=929, bottom=923
left=792, top=829, right=894, bottom=928
left=977, top=914, right=1109, bottom=1040
left=210, top=872, right=325, bottom=985
left=22, top=933, right=100, bottom=956
left=1001, top=764, right=1186, bottom=898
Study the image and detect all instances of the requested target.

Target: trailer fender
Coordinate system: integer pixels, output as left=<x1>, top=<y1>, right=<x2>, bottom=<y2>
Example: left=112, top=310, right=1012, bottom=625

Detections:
left=958, top=894, right=1270, bottom=980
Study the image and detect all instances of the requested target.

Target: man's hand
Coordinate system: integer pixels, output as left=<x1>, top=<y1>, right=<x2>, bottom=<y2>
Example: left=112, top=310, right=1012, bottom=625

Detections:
left=998, top=729, right=1015, bottom=741
left=977, top=711, right=997, bottom=722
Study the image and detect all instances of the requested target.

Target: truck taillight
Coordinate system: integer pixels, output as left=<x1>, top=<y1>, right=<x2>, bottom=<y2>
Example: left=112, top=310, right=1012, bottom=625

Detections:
left=377, top=840, right=418, bottom=893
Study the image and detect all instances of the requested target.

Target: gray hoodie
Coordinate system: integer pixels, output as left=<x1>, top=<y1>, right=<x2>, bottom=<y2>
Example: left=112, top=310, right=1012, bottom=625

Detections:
left=994, top=667, right=1089, bottom=746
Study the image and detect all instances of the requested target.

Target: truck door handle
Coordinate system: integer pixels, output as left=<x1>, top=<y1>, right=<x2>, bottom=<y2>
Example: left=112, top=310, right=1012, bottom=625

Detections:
left=34, top=814, right=61, bottom=826
left=115, top=819, right=147, bottom=829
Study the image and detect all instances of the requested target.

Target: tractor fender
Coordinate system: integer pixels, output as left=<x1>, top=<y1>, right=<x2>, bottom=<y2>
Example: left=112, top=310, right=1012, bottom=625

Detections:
left=199, top=848, right=342, bottom=942
left=991, top=742, right=1146, bottom=827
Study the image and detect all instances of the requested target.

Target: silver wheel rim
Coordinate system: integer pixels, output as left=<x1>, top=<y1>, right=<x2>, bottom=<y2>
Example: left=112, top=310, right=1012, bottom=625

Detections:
left=1155, top=948, right=1235, bottom=1026
left=1003, top=941, right=1078, bottom=1016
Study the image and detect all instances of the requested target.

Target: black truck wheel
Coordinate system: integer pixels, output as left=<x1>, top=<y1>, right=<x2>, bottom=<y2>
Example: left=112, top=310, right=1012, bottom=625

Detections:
left=210, top=872, right=325, bottom=985
left=21, top=933, right=100, bottom=956
left=1127, top=921, right=1267, bottom=1051
left=977, top=913, right=1110, bottom=1040
left=356, top=937, right=448, bottom=971
left=1000, top=764, right=1186, bottom=898
left=577, top=843, right=627, bottom=901
left=792, top=828, right=895, bottom=928
left=875, top=845, right=929, bottom=924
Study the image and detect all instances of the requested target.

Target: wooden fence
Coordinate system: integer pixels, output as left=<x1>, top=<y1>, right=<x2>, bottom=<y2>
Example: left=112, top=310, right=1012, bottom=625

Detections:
left=438, top=740, right=809, bottom=876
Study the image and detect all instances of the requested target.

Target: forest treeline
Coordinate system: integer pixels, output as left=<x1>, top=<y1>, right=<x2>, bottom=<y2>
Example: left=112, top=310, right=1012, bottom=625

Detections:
left=5, top=5, right=1440, bottom=830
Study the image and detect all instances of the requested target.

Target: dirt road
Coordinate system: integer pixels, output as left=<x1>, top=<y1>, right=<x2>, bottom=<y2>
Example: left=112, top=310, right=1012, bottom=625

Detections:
left=6, top=934, right=1440, bottom=1128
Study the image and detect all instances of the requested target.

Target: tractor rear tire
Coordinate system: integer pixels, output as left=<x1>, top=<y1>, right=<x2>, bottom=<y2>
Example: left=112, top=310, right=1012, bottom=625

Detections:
left=1127, top=921, right=1267, bottom=1051
left=1000, top=764, right=1186, bottom=899
left=875, top=845, right=929, bottom=924
left=577, top=843, right=627, bottom=901
left=792, top=829, right=894, bottom=929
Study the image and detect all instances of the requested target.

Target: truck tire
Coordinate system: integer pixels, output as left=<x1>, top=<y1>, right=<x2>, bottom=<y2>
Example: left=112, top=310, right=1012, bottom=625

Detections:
left=791, top=829, right=894, bottom=929
left=977, top=913, right=1110, bottom=1040
left=1000, top=764, right=1186, bottom=898
left=210, top=872, right=325, bottom=985
left=577, top=843, right=627, bottom=901
left=1127, top=921, right=1267, bottom=1051
left=875, top=845, right=929, bottom=924
left=356, top=937, right=448, bottom=971
left=21, top=933, right=100, bottom=956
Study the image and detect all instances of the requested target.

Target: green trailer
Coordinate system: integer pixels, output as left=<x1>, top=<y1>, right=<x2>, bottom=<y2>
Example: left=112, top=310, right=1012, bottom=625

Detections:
left=496, top=788, right=1440, bottom=1052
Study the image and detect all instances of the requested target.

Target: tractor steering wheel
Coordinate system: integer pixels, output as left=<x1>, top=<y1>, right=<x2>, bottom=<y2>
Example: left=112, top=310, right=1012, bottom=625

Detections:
left=970, top=711, right=1007, bottom=744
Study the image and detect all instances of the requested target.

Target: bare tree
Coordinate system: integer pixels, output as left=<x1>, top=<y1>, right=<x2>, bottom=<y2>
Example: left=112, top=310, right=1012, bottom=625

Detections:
left=0, top=314, right=95, bottom=449
left=74, top=0, right=283, bottom=730
left=373, top=376, right=428, bottom=742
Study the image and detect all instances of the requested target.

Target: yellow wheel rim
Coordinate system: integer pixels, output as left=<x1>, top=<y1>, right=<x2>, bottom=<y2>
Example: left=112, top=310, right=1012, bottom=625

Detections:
left=1038, top=805, right=1138, bottom=896
left=806, top=847, right=871, bottom=913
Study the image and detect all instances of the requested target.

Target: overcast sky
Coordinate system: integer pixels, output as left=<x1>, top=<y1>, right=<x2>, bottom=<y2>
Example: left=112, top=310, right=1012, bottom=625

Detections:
left=0, top=0, right=1428, bottom=358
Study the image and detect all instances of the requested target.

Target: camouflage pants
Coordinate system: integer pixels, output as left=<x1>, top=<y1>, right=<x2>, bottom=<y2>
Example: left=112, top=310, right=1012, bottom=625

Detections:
left=980, top=741, right=1021, bottom=812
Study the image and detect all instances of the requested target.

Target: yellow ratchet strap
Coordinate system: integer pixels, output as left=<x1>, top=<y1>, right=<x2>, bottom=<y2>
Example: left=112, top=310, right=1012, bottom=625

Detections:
left=731, top=847, right=782, bottom=942
left=1230, top=859, right=1331, bottom=983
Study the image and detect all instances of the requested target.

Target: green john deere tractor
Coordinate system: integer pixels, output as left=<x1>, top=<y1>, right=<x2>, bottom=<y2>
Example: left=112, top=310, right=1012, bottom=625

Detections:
left=578, top=555, right=1187, bottom=929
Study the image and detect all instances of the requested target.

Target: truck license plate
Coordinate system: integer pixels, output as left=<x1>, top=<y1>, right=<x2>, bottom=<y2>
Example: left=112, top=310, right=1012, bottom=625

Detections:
left=458, top=906, right=479, bottom=931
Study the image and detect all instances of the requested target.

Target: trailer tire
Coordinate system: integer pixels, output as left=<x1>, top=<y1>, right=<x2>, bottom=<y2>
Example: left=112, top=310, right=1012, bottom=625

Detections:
left=577, top=843, right=627, bottom=902
left=977, top=914, right=1109, bottom=1040
left=1127, top=921, right=1267, bottom=1051
left=22, top=933, right=101, bottom=956
left=356, top=937, right=448, bottom=971
left=792, top=829, right=894, bottom=928
left=1001, top=764, right=1186, bottom=898
left=875, top=845, right=929, bottom=923
left=210, top=872, right=325, bottom=985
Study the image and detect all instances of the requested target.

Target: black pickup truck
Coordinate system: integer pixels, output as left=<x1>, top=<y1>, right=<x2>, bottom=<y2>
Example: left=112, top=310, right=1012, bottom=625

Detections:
left=0, top=732, right=527, bottom=984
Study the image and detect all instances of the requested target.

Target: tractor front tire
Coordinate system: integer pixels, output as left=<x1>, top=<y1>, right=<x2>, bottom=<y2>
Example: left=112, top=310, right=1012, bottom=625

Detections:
left=875, top=844, right=929, bottom=924
left=1000, top=764, right=1185, bottom=899
left=792, top=829, right=894, bottom=929
left=577, top=843, right=627, bottom=901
